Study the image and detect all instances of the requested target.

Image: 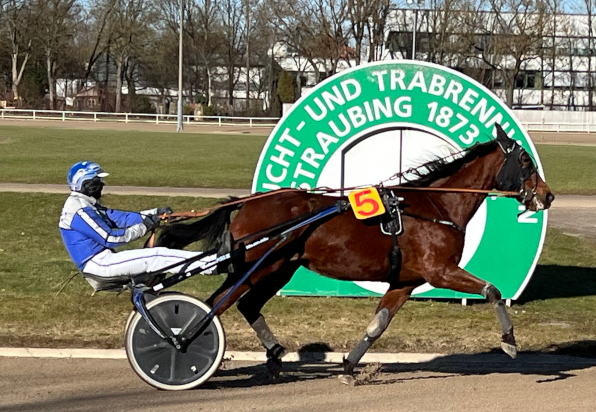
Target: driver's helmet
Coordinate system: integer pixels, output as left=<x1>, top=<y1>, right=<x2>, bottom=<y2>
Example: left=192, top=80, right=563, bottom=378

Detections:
left=67, top=161, right=109, bottom=192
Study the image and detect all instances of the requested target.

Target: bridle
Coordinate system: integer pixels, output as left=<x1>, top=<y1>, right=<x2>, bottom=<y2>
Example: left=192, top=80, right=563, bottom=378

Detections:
left=496, top=142, right=538, bottom=205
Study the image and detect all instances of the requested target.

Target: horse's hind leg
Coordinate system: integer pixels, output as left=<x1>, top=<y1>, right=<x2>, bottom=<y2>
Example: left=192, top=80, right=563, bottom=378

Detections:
left=236, top=263, right=298, bottom=379
left=427, top=266, right=517, bottom=359
left=340, top=284, right=417, bottom=385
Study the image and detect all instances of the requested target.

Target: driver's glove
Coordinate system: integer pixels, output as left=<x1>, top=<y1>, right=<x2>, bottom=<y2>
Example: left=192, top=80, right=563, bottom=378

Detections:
left=143, top=214, right=161, bottom=230
left=156, top=207, right=173, bottom=216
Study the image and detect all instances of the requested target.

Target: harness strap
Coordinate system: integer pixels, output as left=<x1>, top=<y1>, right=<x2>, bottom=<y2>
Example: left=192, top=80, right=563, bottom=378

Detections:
left=378, top=189, right=403, bottom=284
left=402, top=212, right=466, bottom=233
left=233, top=201, right=350, bottom=246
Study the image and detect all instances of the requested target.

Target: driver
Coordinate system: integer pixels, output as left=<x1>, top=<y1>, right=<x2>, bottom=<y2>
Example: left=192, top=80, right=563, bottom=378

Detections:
left=59, top=161, right=216, bottom=290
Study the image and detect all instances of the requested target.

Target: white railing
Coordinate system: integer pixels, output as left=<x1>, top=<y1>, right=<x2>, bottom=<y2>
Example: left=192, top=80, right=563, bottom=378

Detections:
left=4, top=108, right=596, bottom=133
left=520, top=121, right=596, bottom=133
left=0, top=108, right=280, bottom=127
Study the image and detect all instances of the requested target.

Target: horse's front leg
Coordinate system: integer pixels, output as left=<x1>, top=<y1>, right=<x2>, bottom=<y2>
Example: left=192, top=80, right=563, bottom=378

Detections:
left=427, top=266, right=517, bottom=359
left=340, top=284, right=418, bottom=385
left=236, top=262, right=298, bottom=379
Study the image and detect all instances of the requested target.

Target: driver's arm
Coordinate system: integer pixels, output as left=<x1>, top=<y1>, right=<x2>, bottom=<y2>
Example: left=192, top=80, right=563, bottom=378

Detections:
left=72, top=206, right=147, bottom=248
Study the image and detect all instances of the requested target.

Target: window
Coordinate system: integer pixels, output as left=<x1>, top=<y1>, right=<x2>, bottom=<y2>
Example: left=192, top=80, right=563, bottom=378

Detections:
left=515, top=71, right=537, bottom=89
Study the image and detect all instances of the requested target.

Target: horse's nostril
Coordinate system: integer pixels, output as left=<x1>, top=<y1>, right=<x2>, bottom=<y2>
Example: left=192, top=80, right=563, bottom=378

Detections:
left=547, top=193, right=555, bottom=204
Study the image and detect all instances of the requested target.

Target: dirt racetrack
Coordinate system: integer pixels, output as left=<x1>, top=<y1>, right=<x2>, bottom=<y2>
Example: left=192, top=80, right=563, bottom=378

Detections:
left=2, top=354, right=596, bottom=412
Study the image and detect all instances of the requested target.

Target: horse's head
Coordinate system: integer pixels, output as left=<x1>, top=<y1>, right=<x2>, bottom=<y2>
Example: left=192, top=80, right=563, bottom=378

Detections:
left=494, top=124, right=555, bottom=211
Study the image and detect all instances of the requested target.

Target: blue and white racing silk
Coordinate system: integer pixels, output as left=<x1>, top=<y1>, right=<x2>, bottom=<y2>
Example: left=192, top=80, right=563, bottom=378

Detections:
left=59, top=192, right=154, bottom=270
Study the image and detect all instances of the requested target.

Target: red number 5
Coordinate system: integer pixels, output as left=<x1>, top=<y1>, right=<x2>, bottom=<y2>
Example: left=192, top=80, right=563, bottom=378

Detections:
left=354, top=190, right=379, bottom=217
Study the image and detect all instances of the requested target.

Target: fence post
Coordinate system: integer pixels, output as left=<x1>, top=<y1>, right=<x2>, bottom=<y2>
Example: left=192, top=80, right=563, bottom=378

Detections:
left=62, top=111, right=65, bottom=122
left=125, top=113, right=129, bottom=123
left=94, top=113, right=97, bottom=122
left=218, top=116, right=222, bottom=127
left=250, top=118, right=253, bottom=127
left=156, top=114, right=159, bottom=124
left=33, top=110, right=36, bottom=120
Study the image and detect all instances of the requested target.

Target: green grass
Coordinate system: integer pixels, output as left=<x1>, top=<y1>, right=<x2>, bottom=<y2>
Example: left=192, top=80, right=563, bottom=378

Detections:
left=0, top=126, right=266, bottom=188
left=537, top=145, right=596, bottom=195
left=1, top=192, right=595, bottom=355
left=1, top=125, right=596, bottom=194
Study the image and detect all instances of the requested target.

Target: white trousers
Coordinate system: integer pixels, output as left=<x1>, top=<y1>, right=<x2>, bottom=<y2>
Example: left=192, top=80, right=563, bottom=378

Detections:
left=83, top=247, right=217, bottom=279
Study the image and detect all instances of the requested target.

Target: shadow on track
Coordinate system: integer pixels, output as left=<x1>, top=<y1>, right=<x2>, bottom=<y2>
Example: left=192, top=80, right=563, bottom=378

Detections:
left=203, top=340, right=596, bottom=389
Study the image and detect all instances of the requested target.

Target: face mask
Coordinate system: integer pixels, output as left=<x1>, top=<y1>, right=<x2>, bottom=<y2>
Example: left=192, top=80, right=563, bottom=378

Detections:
left=81, top=177, right=105, bottom=199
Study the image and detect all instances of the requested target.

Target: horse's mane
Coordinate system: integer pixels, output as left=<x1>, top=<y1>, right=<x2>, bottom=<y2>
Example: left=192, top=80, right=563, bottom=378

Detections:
left=398, top=140, right=499, bottom=187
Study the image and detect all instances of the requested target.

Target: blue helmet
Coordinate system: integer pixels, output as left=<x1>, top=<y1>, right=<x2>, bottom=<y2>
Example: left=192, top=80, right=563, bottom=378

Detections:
left=67, top=161, right=109, bottom=192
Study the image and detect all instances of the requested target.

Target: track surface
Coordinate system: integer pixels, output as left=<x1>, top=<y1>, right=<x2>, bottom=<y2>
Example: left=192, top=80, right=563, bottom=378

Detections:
left=1, top=355, right=596, bottom=412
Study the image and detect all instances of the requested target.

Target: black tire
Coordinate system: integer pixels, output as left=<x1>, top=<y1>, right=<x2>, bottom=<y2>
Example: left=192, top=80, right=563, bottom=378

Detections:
left=124, top=294, right=225, bottom=390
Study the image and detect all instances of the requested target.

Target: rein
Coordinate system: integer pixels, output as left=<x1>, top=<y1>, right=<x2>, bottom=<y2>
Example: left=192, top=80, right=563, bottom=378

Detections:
left=161, top=186, right=519, bottom=224
left=162, top=188, right=303, bottom=223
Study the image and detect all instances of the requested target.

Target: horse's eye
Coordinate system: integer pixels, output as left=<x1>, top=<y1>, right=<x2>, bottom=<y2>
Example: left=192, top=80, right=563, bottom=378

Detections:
left=520, top=153, right=531, bottom=165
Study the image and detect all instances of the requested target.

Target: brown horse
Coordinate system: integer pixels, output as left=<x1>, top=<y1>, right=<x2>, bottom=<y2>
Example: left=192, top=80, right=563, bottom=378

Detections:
left=156, top=124, right=554, bottom=381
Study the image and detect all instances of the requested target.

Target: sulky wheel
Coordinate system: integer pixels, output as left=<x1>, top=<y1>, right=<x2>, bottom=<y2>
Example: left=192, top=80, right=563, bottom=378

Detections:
left=125, top=294, right=225, bottom=390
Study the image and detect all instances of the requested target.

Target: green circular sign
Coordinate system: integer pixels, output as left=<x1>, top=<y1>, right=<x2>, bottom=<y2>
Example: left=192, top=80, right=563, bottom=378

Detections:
left=253, top=61, right=547, bottom=300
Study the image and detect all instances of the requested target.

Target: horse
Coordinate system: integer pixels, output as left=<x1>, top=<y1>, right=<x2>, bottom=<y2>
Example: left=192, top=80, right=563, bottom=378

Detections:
left=155, top=124, right=554, bottom=382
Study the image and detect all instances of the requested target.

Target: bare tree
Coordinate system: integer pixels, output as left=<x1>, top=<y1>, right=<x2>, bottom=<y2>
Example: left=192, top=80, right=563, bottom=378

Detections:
left=2, top=0, right=34, bottom=103
left=366, top=0, right=393, bottom=62
left=108, top=0, right=155, bottom=112
left=346, top=0, right=394, bottom=63
left=220, top=0, right=244, bottom=107
left=80, top=0, right=118, bottom=93
left=32, top=0, right=80, bottom=109
left=189, top=0, right=223, bottom=106
left=268, top=0, right=349, bottom=86
left=464, top=0, right=550, bottom=107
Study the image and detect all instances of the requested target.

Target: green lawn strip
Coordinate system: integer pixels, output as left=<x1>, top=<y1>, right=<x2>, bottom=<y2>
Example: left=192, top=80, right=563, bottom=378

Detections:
left=0, top=192, right=595, bottom=354
left=535, top=145, right=596, bottom=195
left=0, top=126, right=266, bottom=189
left=1, top=125, right=596, bottom=195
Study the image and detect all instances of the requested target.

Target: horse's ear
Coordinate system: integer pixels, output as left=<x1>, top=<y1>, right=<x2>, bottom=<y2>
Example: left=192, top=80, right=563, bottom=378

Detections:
left=495, top=123, right=515, bottom=153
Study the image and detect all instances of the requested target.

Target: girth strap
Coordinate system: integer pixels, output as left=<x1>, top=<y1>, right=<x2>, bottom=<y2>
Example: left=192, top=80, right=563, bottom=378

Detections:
left=402, top=212, right=466, bottom=233
left=379, top=189, right=403, bottom=284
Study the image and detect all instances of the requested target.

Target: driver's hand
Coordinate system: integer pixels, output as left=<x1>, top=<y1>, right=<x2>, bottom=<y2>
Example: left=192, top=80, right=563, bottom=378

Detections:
left=156, top=207, right=173, bottom=216
left=143, top=214, right=161, bottom=230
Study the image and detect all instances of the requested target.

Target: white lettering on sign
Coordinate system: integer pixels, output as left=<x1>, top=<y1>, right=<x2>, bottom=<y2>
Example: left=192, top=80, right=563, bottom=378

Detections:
left=517, top=206, right=538, bottom=224
left=304, top=79, right=362, bottom=121
left=261, top=66, right=525, bottom=191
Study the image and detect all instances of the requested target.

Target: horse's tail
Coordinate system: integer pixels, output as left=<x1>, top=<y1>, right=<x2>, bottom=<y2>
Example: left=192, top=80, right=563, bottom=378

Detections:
left=155, top=202, right=242, bottom=250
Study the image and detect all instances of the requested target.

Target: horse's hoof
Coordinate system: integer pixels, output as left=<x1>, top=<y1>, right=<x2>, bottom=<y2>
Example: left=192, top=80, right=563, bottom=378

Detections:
left=501, top=342, right=518, bottom=359
left=266, top=357, right=282, bottom=380
left=338, top=374, right=356, bottom=386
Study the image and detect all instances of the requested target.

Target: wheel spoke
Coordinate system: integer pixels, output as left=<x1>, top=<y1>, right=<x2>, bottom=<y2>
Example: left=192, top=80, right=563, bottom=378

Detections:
left=169, top=345, right=178, bottom=382
left=134, top=341, right=171, bottom=355
left=179, top=310, right=200, bottom=336
left=152, top=305, right=171, bottom=330
left=186, top=345, right=218, bottom=361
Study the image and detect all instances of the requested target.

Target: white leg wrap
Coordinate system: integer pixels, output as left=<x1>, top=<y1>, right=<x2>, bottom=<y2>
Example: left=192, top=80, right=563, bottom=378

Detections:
left=366, top=308, right=389, bottom=338
left=251, top=315, right=279, bottom=350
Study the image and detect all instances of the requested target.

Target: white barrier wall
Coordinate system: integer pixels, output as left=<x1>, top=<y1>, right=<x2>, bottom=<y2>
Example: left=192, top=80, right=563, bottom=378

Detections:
left=513, top=109, right=596, bottom=132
